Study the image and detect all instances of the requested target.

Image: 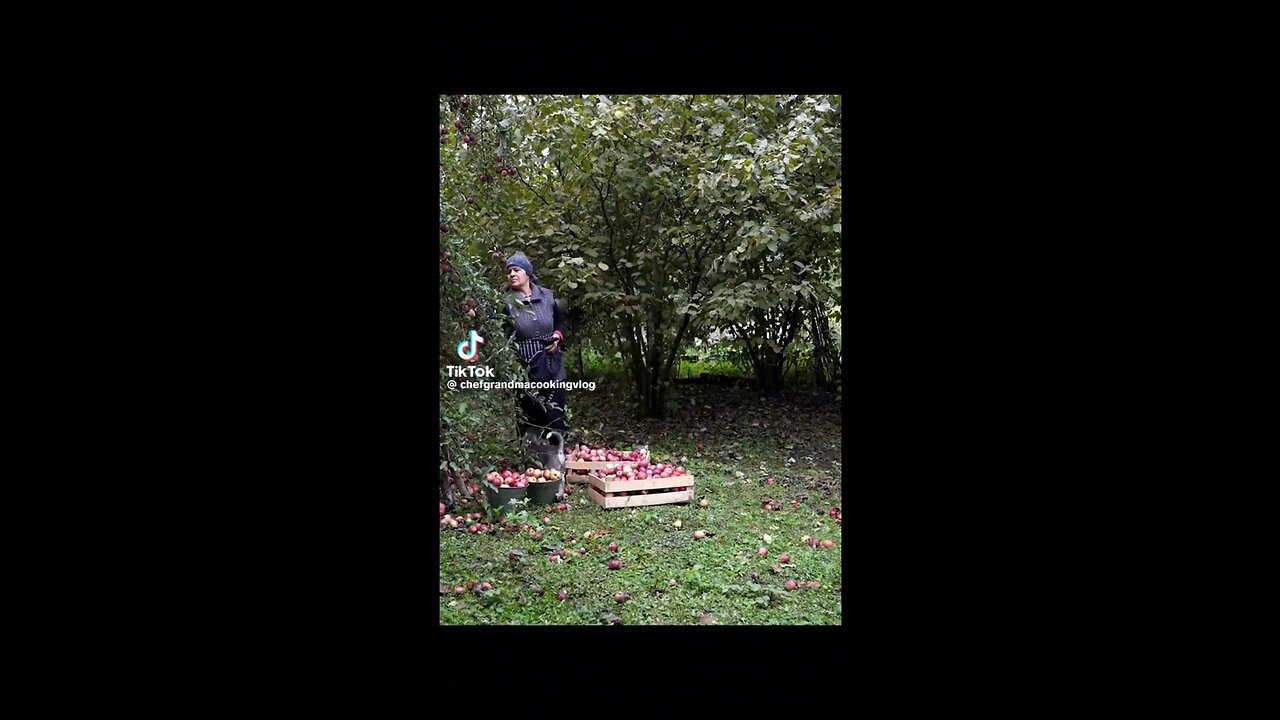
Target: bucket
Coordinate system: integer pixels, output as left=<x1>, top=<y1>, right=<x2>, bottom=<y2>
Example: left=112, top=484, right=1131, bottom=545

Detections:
left=483, top=483, right=529, bottom=513
left=527, top=478, right=563, bottom=505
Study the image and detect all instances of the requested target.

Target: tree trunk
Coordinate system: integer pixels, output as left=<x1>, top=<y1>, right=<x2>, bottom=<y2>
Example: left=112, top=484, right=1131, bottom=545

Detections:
left=808, top=301, right=838, bottom=390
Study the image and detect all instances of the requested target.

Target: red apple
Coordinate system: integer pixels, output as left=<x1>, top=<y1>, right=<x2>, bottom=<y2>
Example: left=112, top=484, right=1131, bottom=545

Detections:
left=784, top=580, right=797, bottom=591
left=822, top=539, right=833, bottom=548
left=779, top=553, right=790, bottom=563
left=614, top=592, right=627, bottom=603
left=439, top=502, right=445, bottom=515
left=555, top=590, right=567, bottom=601
left=608, top=542, right=618, bottom=551
left=467, top=524, right=477, bottom=533
left=757, top=547, right=768, bottom=557
left=607, top=559, right=621, bottom=570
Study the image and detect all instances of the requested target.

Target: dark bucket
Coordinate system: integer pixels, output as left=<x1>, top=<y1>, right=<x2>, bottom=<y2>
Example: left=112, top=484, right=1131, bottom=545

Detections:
left=527, top=478, right=563, bottom=505
left=483, top=483, right=529, bottom=513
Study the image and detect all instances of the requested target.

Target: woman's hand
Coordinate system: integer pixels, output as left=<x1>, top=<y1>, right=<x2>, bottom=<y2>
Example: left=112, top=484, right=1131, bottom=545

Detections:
left=544, top=338, right=560, bottom=354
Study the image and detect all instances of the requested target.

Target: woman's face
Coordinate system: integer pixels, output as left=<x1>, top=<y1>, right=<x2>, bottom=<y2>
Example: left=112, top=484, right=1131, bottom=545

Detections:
left=507, top=265, right=528, bottom=289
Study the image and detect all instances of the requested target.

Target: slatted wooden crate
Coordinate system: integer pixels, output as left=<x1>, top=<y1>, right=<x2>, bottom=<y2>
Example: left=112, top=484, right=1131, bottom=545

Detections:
left=564, top=450, right=650, bottom=484
left=585, top=473, right=695, bottom=509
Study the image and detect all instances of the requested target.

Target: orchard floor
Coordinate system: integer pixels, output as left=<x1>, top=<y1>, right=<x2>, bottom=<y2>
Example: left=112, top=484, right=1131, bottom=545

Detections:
left=439, top=381, right=844, bottom=625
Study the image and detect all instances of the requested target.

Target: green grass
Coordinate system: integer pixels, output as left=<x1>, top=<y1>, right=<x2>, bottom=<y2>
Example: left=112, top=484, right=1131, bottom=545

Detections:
left=440, top=383, right=843, bottom=625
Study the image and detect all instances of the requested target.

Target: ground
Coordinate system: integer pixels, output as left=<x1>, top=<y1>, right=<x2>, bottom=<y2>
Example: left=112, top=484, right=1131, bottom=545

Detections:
left=439, top=380, right=843, bottom=625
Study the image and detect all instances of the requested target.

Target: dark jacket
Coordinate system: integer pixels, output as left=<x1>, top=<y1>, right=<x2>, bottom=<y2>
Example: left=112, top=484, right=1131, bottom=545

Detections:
left=502, top=284, right=567, bottom=382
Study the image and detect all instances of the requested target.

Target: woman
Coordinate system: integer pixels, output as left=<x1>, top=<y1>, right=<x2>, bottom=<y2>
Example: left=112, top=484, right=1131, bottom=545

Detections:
left=501, top=253, right=569, bottom=458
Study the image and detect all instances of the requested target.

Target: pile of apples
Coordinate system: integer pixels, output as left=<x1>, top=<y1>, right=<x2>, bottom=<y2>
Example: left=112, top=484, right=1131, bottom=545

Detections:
left=595, top=460, right=686, bottom=482
left=828, top=506, right=842, bottom=525
left=485, top=469, right=529, bottom=488
left=440, top=511, right=489, bottom=532
left=526, top=468, right=562, bottom=483
left=567, top=445, right=648, bottom=462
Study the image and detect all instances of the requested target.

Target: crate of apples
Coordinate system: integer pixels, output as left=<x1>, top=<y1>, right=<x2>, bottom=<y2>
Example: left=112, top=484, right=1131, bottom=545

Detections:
left=585, top=460, right=695, bottom=509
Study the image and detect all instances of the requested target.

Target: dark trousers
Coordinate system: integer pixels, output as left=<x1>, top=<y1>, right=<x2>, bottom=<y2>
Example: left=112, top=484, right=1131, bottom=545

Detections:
left=516, top=386, right=567, bottom=437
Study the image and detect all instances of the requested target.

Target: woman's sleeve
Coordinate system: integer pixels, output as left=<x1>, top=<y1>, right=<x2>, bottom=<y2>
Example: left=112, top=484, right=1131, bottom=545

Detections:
left=552, top=296, right=567, bottom=347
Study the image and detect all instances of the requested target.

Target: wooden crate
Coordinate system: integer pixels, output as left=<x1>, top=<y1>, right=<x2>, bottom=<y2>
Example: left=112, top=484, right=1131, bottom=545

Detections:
left=585, top=473, right=695, bottom=509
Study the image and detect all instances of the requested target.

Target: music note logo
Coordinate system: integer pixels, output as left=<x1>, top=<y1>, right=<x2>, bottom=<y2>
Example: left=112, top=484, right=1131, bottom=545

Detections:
left=456, top=329, right=485, bottom=362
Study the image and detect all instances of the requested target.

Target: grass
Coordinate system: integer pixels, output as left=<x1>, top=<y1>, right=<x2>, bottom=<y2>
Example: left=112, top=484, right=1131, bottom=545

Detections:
left=439, top=382, right=843, bottom=625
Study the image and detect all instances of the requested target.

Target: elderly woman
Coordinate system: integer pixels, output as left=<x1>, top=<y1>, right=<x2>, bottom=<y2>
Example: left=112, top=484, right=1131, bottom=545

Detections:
left=501, top=252, right=569, bottom=464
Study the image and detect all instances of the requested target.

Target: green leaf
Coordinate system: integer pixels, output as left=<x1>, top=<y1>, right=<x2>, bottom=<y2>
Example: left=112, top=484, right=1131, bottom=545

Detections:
left=832, top=222, right=841, bottom=233
left=598, top=262, right=610, bottom=271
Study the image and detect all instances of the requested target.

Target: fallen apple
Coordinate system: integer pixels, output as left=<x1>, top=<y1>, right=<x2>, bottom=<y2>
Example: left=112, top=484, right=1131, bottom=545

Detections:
left=779, top=553, right=790, bottom=563
left=608, top=542, right=618, bottom=552
left=698, top=499, right=708, bottom=508
left=607, top=559, right=621, bottom=570
left=822, top=539, right=834, bottom=548
left=614, top=592, right=627, bottom=603
left=757, top=547, right=768, bottom=557
left=784, top=580, right=797, bottom=591
left=693, top=530, right=705, bottom=540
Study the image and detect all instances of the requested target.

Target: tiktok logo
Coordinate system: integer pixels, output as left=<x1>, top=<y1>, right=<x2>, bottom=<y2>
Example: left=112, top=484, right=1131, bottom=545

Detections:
left=456, top=329, right=485, bottom=362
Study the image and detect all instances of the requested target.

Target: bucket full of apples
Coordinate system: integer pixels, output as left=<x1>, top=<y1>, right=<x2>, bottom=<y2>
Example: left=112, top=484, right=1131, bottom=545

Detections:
left=525, top=467, right=564, bottom=505
left=483, top=469, right=529, bottom=512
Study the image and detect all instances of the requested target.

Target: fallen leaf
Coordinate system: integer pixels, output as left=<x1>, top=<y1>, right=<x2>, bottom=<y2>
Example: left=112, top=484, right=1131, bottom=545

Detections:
left=763, top=533, right=773, bottom=544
